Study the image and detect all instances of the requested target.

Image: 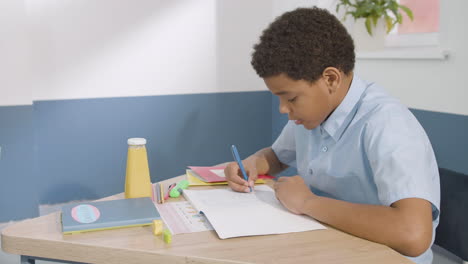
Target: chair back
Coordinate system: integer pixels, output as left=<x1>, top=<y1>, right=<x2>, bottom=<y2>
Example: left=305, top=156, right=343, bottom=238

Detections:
left=435, top=168, right=468, bottom=261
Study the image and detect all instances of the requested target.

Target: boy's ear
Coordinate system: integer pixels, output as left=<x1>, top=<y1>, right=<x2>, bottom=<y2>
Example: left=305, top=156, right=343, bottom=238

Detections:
left=322, top=67, right=341, bottom=94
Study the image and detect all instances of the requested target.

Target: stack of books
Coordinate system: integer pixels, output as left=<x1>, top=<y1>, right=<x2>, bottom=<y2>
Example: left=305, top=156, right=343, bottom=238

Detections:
left=61, top=197, right=160, bottom=235
left=186, top=166, right=274, bottom=186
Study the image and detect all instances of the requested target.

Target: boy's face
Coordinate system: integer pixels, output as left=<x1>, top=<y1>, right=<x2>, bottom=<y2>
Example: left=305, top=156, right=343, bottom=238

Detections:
left=264, top=73, right=342, bottom=130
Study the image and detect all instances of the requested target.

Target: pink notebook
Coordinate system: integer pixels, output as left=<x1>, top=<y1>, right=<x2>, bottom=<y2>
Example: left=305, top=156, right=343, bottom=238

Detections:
left=188, top=166, right=275, bottom=183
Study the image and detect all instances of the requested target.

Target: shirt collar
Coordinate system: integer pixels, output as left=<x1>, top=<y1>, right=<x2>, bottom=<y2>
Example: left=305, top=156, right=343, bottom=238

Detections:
left=321, top=75, right=367, bottom=141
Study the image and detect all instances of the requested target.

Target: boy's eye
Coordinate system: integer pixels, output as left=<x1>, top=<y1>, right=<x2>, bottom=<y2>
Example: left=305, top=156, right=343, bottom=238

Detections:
left=288, top=96, right=297, bottom=103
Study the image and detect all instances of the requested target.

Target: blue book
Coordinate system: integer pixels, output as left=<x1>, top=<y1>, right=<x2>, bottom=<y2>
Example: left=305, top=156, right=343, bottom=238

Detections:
left=61, top=197, right=160, bottom=234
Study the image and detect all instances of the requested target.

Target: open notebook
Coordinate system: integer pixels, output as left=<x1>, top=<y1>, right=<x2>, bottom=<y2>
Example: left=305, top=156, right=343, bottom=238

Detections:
left=183, top=185, right=325, bottom=239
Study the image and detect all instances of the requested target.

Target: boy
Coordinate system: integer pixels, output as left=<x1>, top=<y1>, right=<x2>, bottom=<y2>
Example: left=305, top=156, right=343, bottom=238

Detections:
left=224, top=7, right=440, bottom=264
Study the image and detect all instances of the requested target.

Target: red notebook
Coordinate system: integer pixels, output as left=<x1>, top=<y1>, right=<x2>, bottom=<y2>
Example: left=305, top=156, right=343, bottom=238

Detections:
left=188, top=166, right=275, bottom=183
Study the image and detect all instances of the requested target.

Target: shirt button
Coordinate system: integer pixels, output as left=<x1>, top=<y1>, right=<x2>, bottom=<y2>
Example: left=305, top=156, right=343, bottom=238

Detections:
left=322, top=146, right=328, bottom=152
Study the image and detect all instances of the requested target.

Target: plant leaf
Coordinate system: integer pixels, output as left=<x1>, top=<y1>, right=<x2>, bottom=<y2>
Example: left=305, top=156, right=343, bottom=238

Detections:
left=399, top=5, right=414, bottom=21
left=337, top=0, right=414, bottom=31
left=372, top=15, right=378, bottom=26
left=396, top=12, right=403, bottom=24
left=384, top=14, right=393, bottom=34
left=365, top=17, right=373, bottom=36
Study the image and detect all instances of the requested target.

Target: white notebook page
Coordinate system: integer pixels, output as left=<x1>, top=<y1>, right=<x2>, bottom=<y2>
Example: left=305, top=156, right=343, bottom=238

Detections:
left=183, top=185, right=325, bottom=239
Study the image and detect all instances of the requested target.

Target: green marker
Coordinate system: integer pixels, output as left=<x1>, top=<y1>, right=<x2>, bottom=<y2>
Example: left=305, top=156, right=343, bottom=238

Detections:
left=169, top=179, right=189, bottom=198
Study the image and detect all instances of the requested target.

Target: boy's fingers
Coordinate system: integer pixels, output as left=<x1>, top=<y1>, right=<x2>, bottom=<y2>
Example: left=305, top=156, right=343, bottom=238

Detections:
left=225, top=162, right=249, bottom=186
left=224, top=163, right=239, bottom=181
left=247, top=167, right=258, bottom=187
left=273, top=178, right=286, bottom=191
left=228, top=180, right=251, bottom=193
left=224, top=162, right=236, bottom=175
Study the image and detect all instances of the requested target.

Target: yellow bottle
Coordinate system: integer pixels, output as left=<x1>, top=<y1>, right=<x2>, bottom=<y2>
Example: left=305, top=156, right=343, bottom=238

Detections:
left=125, top=138, right=152, bottom=199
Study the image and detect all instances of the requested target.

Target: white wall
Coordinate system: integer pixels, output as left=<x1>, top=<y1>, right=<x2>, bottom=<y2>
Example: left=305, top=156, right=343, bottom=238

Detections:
left=354, top=0, right=468, bottom=116
left=215, top=0, right=272, bottom=93
left=26, top=0, right=217, bottom=102
left=0, top=0, right=279, bottom=107
left=3, top=0, right=466, bottom=116
left=0, top=1, right=32, bottom=106
left=1, top=0, right=220, bottom=106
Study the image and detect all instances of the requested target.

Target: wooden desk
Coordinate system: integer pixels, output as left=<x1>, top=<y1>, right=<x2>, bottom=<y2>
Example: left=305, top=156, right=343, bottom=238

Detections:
left=2, top=175, right=413, bottom=264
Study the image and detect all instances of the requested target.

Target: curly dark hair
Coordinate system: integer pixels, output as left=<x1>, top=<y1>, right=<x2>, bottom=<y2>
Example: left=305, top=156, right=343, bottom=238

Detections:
left=251, top=7, right=355, bottom=82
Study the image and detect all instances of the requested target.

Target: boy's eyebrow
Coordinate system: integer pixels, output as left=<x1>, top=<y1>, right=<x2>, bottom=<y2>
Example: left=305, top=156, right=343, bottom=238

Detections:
left=273, top=91, right=289, bottom=96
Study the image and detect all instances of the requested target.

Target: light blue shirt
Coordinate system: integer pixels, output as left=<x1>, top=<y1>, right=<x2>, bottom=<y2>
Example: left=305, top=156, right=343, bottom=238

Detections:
left=272, top=75, right=440, bottom=264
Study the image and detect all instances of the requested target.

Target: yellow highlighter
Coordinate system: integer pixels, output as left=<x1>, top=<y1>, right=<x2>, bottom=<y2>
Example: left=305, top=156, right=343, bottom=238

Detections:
left=152, top=219, right=172, bottom=244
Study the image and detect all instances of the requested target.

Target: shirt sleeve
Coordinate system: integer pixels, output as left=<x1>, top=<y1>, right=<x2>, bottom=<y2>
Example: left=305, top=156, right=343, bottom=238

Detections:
left=364, top=105, right=440, bottom=220
left=271, top=121, right=297, bottom=168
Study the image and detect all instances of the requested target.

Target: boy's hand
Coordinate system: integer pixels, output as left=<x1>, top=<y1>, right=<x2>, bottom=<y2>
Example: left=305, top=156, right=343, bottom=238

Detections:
left=274, top=176, right=317, bottom=214
left=225, top=158, right=258, bottom=193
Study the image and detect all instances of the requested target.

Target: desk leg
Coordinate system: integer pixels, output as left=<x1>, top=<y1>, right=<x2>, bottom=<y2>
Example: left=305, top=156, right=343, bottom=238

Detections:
left=20, top=256, right=34, bottom=264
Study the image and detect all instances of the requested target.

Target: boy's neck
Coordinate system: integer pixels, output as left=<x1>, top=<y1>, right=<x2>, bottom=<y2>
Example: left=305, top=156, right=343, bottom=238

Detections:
left=324, top=72, right=354, bottom=123
left=334, top=71, right=354, bottom=109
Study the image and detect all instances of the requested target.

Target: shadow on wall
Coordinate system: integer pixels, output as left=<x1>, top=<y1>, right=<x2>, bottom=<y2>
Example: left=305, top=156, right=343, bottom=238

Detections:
left=28, top=0, right=181, bottom=83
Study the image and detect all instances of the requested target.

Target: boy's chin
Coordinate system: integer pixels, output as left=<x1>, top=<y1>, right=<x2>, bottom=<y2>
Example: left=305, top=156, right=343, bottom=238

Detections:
left=302, top=121, right=320, bottom=130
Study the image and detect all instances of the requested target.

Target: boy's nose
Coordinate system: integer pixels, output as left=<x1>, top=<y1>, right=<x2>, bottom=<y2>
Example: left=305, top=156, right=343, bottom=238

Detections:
left=279, top=102, right=290, bottom=114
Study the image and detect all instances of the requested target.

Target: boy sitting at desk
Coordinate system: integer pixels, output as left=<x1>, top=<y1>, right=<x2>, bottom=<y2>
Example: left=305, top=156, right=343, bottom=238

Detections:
left=224, top=7, right=440, bottom=264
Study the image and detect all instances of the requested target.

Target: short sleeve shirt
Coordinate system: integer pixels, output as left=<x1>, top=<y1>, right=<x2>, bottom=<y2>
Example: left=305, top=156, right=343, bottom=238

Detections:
left=272, top=75, right=440, bottom=264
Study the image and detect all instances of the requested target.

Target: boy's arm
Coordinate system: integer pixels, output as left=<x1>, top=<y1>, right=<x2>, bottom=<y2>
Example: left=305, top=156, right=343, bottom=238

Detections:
left=249, top=147, right=288, bottom=176
left=225, top=147, right=288, bottom=192
left=274, top=176, right=433, bottom=257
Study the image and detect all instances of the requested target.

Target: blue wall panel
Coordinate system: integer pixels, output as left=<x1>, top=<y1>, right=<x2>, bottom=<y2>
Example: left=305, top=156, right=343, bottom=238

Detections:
left=0, top=105, right=38, bottom=222
left=411, top=109, right=468, bottom=174
left=0, top=91, right=271, bottom=221
left=33, top=91, right=272, bottom=205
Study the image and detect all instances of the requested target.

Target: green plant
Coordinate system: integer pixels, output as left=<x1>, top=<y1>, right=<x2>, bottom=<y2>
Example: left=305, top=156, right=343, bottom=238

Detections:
left=336, top=0, right=414, bottom=36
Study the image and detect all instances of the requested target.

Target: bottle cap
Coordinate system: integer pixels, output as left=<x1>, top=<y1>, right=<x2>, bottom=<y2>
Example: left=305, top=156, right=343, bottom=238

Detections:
left=127, top=138, right=147, bottom=146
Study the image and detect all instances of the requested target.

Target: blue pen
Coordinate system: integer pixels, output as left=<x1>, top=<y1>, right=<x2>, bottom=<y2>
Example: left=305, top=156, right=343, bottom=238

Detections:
left=231, top=145, right=252, bottom=192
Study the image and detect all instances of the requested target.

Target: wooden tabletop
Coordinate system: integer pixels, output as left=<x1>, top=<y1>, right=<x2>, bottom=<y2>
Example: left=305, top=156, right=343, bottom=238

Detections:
left=1, top=175, right=413, bottom=264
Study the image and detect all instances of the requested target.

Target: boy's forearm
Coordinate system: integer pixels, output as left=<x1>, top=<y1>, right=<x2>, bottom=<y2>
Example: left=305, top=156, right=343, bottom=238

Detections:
left=301, top=196, right=432, bottom=257
left=247, top=147, right=287, bottom=175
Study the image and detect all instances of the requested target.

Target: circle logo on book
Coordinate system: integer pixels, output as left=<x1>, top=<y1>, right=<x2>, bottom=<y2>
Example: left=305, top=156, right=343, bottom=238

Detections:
left=71, top=204, right=101, bottom=223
